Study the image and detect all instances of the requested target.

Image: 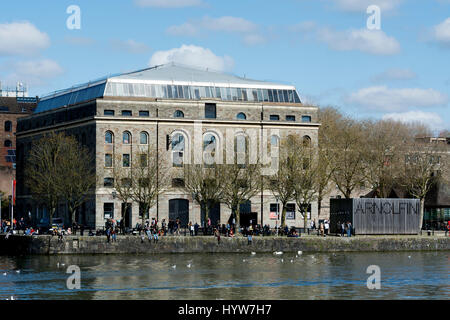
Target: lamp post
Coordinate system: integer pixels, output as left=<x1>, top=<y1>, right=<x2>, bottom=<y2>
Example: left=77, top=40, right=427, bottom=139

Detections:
left=275, top=195, right=279, bottom=237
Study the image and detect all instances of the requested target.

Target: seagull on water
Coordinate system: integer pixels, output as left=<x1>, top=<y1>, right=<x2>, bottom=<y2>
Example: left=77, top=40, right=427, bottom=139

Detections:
left=187, top=264, right=191, bottom=268
left=281, top=258, right=284, bottom=263
left=274, top=251, right=283, bottom=255
left=297, top=251, right=303, bottom=255
left=2, top=272, right=6, bottom=276
left=172, top=265, right=176, bottom=269
left=251, top=252, right=256, bottom=255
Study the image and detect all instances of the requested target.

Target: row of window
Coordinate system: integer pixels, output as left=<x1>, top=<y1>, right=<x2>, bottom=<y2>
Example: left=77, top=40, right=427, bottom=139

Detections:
left=104, top=82, right=302, bottom=104
left=3, top=140, right=12, bottom=147
left=104, top=108, right=312, bottom=123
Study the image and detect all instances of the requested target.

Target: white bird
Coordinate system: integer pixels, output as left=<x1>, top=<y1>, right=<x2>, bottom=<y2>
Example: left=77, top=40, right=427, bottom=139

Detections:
left=172, top=265, right=176, bottom=269
left=281, top=259, right=284, bottom=263
left=57, top=263, right=60, bottom=268
left=274, top=251, right=283, bottom=255
left=290, top=259, right=294, bottom=263
left=187, top=264, right=191, bottom=268
left=251, top=252, right=256, bottom=255
left=61, top=263, right=65, bottom=267
left=243, top=259, right=246, bottom=262
left=2, top=273, right=6, bottom=276
left=15, top=270, right=20, bottom=273
left=298, top=251, right=303, bottom=255
left=408, top=256, right=411, bottom=259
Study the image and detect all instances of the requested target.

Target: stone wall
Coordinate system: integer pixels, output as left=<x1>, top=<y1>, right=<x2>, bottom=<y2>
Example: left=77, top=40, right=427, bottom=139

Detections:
left=1, top=235, right=449, bottom=255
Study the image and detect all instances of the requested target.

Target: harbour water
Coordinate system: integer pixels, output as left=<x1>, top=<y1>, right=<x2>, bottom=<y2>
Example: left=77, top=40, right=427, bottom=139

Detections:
left=0, top=251, right=449, bottom=300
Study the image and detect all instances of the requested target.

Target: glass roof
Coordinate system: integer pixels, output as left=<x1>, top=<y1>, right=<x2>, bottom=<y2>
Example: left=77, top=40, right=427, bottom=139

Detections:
left=35, top=63, right=301, bottom=113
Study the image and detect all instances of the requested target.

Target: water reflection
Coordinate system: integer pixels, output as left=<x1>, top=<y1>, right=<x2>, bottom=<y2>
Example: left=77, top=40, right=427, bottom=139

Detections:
left=0, top=251, right=448, bottom=300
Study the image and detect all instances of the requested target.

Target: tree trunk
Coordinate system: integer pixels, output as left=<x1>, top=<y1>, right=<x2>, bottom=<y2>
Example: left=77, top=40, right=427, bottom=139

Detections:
left=318, top=198, right=322, bottom=217
left=280, top=206, right=287, bottom=228
left=235, top=205, right=241, bottom=227
left=419, top=197, right=425, bottom=232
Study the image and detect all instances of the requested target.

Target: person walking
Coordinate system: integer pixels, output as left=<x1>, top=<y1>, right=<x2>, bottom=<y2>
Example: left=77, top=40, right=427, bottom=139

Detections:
left=319, top=222, right=324, bottom=237
left=106, top=227, right=111, bottom=243
left=214, top=228, right=221, bottom=244
left=347, top=222, right=352, bottom=237
left=111, top=227, right=117, bottom=242
left=247, top=231, right=253, bottom=245
left=324, top=220, right=329, bottom=236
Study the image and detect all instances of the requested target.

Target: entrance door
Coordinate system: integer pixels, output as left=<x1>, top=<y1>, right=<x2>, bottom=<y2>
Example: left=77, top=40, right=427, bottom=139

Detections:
left=201, top=202, right=220, bottom=226
left=169, top=199, right=189, bottom=227
left=122, top=203, right=132, bottom=228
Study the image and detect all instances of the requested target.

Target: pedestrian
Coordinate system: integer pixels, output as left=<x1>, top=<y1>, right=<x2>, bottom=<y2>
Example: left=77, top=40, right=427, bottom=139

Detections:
left=106, top=227, right=111, bottom=243
left=319, top=222, right=324, bottom=237
left=324, top=220, right=329, bottom=236
left=146, top=227, right=152, bottom=242
left=341, top=222, right=345, bottom=237
left=194, top=222, right=199, bottom=236
left=347, top=222, right=352, bottom=237
left=111, top=228, right=117, bottom=242
left=247, top=231, right=253, bottom=245
left=153, top=229, right=159, bottom=243
left=190, top=223, right=194, bottom=236
left=214, top=228, right=220, bottom=244
left=162, top=219, right=166, bottom=236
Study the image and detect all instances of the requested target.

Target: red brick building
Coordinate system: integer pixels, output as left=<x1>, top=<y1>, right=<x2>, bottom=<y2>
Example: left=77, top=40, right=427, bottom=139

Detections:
left=0, top=97, right=36, bottom=197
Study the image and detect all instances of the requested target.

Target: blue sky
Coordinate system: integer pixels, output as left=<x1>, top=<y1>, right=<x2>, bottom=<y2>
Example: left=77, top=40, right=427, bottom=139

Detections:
left=0, top=0, right=449, bottom=132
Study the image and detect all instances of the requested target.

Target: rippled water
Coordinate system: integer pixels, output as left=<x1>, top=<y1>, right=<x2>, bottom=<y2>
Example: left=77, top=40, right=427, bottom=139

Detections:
left=0, top=251, right=449, bottom=300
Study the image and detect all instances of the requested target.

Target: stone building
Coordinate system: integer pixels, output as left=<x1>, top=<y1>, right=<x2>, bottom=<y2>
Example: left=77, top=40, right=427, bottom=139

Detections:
left=16, top=64, right=320, bottom=230
left=0, top=96, right=36, bottom=202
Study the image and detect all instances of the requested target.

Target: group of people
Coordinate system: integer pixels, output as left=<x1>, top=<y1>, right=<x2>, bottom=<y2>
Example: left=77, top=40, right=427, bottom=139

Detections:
left=310, top=219, right=331, bottom=237
left=338, top=221, right=353, bottom=237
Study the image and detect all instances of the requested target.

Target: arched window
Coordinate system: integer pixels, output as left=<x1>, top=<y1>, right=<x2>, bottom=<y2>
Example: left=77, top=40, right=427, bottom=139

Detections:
left=303, top=135, right=311, bottom=147
left=270, top=135, right=279, bottom=147
left=172, top=133, right=185, bottom=167
left=123, top=131, right=131, bottom=144
left=105, top=131, right=114, bottom=144
left=174, top=110, right=184, bottom=118
left=4, top=140, right=12, bottom=147
left=140, top=132, right=148, bottom=145
left=203, top=133, right=217, bottom=166
left=5, top=121, right=12, bottom=132
left=236, top=112, right=247, bottom=120
left=235, top=134, right=248, bottom=166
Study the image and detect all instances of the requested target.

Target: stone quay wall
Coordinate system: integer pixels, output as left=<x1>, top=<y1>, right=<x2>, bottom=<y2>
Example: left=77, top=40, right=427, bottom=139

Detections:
left=1, top=235, right=449, bottom=255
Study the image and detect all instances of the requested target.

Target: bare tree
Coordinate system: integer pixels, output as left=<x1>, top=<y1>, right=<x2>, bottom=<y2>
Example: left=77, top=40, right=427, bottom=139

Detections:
left=267, top=137, right=296, bottom=228
left=111, top=154, right=134, bottom=223
left=183, top=164, right=222, bottom=224
left=219, top=162, right=261, bottom=227
left=399, top=140, right=447, bottom=230
left=25, top=132, right=94, bottom=227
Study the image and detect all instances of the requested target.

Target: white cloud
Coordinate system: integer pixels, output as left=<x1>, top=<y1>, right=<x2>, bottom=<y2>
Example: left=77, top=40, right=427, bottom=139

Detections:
left=432, top=17, right=450, bottom=46
left=317, top=28, right=401, bottom=55
left=110, top=39, right=151, bottom=54
left=65, top=36, right=95, bottom=46
left=149, top=45, right=234, bottom=71
left=382, top=111, right=445, bottom=130
left=0, top=21, right=50, bottom=56
left=134, top=0, right=204, bottom=8
left=371, top=68, right=417, bottom=83
left=2, top=59, right=64, bottom=87
left=328, top=0, right=403, bottom=12
left=166, top=16, right=265, bottom=46
left=346, top=86, right=448, bottom=111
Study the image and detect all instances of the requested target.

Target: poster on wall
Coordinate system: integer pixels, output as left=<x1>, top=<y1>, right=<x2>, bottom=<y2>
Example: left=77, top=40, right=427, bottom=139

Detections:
left=270, top=212, right=278, bottom=220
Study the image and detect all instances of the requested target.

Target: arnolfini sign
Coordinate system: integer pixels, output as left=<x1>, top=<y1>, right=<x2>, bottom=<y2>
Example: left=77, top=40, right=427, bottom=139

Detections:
left=330, top=198, right=421, bottom=235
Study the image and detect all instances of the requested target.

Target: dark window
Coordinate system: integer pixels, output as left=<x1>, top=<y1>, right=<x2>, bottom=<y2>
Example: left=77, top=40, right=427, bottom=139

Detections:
left=270, top=203, right=280, bottom=213
left=174, top=110, right=185, bottom=118
left=122, top=110, right=132, bottom=116
left=105, top=154, right=113, bottom=167
left=303, top=136, right=311, bottom=147
left=286, top=115, right=296, bottom=122
left=4, top=140, right=12, bottom=148
left=286, top=203, right=296, bottom=220
left=123, top=154, right=130, bottom=167
left=5, top=121, right=12, bottom=132
left=270, top=115, right=280, bottom=121
left=105, top=131, right=114, bottom=144
left=236, top=112, right=247, bottom=120
left=123, top=132, right=131, bottom=144
left=104, top=203, right=114, bottom=219
left=104, top=110, right=115, bottom=116
left=104, top=178, right=114, bottom=188
left=302, top=115, right=312, bottom=123
left=205, top=103, right=216, bottom=119
left=0, top=106, right=9, bottom=112
left=172, top=178, right=185, bottom=188
left=139, top=110, right=150, bottom=117
left=140, top=154, right=147, bottom=167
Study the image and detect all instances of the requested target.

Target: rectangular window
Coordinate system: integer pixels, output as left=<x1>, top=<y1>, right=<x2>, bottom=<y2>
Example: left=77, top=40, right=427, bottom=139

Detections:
left=286, top=115, right=296, bottom=122
left=140, top=154, right=147, bottom=167
left=172, top=178, right=185, bottom=188
left=286, top=203, right=296, bottom=220
left=263, top=90, right=269, bottom=102
left=268, top=89, right=273, bottom=102
left=283, top=90, right=289, bottom=103
left=270, top=203, right=280, bottom=213
left=302, top=115, right=312, bottom=123
left=104, top=203, right=114, bottom=219
left=104, top=110, right=115, bottom=116
left=270, top=115, right=280, bottom=121
left=105, top=154, right=113, bottom=167
left=122, top=110, right=132, bottom=116
left=205, top=103, right=216, bottom=119
left=139, top=110, right=150, bottom=117
left=104, top=178, right=114, bottom=188
left=123, top=154, right=130, bottom=167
